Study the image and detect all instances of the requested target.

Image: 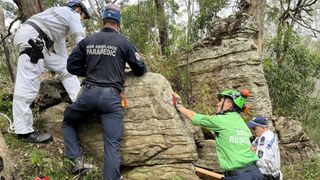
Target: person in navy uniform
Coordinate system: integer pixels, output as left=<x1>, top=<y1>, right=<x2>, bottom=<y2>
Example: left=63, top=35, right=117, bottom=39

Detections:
left=62, top=3, right=147, bottom=179
left=247, top=117, right=283, bottom=180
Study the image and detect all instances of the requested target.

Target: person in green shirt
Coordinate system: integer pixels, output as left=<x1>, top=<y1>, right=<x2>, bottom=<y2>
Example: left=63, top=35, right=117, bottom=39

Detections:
left=173, top=89, right=263, bottom=180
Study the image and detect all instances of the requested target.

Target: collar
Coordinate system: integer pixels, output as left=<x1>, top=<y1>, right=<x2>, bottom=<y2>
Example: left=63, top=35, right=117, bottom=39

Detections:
left=101, top=27, right=118, bottom=33
left=260, top=129, right=271, bottom=137
left=216, top=110, right=238, bottom=115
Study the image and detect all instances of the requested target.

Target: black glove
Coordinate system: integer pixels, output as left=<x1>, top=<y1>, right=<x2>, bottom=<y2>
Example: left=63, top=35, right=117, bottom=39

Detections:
left=28, top=39, right=44, bottom=64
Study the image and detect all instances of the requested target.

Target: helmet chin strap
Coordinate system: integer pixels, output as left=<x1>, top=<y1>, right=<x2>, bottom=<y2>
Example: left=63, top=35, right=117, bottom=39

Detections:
left=217, top=98, right=226, bottom=115
left=217, top=97, right=237, bottom=115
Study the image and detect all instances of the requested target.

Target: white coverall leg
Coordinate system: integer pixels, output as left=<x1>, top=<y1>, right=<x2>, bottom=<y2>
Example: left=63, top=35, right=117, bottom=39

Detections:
left=43, top=50, right=81, bottom=102
left=12, top=24, right=80, bottom=134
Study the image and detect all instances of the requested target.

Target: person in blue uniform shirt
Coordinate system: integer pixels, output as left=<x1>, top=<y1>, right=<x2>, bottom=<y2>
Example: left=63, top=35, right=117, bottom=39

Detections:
left=62, top=3, right=147, bottom=179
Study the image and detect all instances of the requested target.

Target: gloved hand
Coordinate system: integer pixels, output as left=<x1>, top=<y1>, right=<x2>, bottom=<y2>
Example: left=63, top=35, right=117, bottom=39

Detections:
left=173, top=92, right=183, bottom=110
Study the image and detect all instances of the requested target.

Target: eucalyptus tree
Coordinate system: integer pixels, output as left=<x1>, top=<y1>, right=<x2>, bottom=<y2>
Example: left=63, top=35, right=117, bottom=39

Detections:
left=0, top=3, right=15, bottom=82
left=13, top=0, right=42, bottom=22
left=0, top=0, right=19, bottom=82
left=238, top=0, right=267, bottom=54
left=155, top=0, right=169, bottom=57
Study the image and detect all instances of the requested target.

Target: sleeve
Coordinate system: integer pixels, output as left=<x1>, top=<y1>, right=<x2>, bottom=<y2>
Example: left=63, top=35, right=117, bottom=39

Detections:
left=68, top=12, right=86, bottom=43
left=67, top=39, right=87, bottom=76
left=191, top=113, right=224, bottom=131
left=125, top=41, right=147, bottom=76
left=53, top=38, right=68, bottom=57
left=274, top=139, right=281, bottom=168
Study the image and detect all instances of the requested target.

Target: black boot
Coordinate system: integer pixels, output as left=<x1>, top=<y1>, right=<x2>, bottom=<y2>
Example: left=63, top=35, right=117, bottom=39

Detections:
left=71, top=156, right=86, bottom=174
left=17, top=132, right=53, bottom=143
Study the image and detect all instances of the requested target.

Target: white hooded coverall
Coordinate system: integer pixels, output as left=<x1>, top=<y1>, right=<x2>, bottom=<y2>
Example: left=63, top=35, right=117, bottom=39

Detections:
left=13, top=6, right=85, bottom=134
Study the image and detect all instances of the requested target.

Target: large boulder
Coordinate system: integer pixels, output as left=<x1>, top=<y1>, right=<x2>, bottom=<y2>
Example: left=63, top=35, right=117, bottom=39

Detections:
left=37, top=73, right=199, bottom=179
left=195, top=140, right=221, bottom=172
left=269, top=116, right=320, bottom=164
left=179, top=13, right=272, bottom=117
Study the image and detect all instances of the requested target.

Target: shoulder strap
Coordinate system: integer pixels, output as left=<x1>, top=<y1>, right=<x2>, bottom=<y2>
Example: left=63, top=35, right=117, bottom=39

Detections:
left=267, top=134, right=276, bottom=149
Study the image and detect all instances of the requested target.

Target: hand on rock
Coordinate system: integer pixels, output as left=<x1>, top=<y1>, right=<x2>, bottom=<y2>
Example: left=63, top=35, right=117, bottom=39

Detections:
left=173, top=92, right=183, bottom=110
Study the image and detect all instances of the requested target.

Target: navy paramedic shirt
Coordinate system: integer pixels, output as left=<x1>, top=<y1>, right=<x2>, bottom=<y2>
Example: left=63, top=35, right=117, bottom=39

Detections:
left=67, top=27, right=147, bottom=92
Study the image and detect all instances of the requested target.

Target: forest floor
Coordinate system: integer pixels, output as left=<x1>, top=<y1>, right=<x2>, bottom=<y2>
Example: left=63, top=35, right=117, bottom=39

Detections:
left=3, top=132, right=102, bottom=180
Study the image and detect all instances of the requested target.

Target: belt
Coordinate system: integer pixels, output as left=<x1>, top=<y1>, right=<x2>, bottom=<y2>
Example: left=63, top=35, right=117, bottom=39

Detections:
left=24, top=21, right=54, bottom=49
left=224, top=163, right=258, bottom=177
left=83, top=84, right=120, bottom=93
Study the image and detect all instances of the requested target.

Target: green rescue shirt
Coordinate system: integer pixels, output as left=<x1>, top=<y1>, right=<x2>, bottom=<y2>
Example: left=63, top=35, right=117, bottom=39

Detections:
left=192, top=112, right=258, bottom=171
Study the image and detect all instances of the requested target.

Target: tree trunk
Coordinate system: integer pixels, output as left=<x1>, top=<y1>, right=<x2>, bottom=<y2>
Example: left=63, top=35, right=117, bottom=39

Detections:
left=155, top=0, right=169, bottom=57
left=240, top=0, right=266, bottom=55
left=0, top=4, right=15, bottom=82
left=13, top=0, right=43, bottom=22
left=186, top=0, right=192, bottom=44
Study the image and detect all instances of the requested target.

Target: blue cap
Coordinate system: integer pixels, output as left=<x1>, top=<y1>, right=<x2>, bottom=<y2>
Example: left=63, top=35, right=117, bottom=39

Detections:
left=101, top=3, right=121, bottom=23
left=247, top=116, right=268, bottom=128
left=102, top=9, right=121, bottom=23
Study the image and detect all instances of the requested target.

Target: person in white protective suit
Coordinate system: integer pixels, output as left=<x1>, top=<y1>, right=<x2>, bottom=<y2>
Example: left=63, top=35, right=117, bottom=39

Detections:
left=12, top=0, right=90, bottom=143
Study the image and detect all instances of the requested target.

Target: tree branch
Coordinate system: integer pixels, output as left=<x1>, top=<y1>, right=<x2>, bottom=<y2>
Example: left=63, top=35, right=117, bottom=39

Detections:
left=305, top=0, right=317, bottom=7
left=88, top=0, right=101, bottom=18
left=288, top=12, right=320, bottom=37
left=0, top=16, right=20, bottom=45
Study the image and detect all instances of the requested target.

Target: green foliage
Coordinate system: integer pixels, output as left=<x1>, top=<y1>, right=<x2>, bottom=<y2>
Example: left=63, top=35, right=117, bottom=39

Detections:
left=297, top=97, right=320, bottom=145
left=264, top=32, right=320, bottom=117
left=29, top=149, right=48, bottom=165
left=40, top=0, right=66, bottom=9
left=0, top=88, right=12, bottom=119
left=191, top=0, right=228, bottom=42
left=266, top=5, right=281, bottom=22
left=121, top=1, right=157, bottom=54
left=4, top=133, right=102, bottom=179
left=191, top=84, right=214, bottom=114
left=282, top=157, right=320, bottom=180
left=3, top=132, right=24, bottom=148
left=120, top=0, right=189, bottom=58
left=264, top=30, right=320, bottom=145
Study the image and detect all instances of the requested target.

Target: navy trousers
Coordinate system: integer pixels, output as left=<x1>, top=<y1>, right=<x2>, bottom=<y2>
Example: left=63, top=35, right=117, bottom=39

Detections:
left=223, top=164, right=264, bottom=180
left=62, top=84, right=123, bottom=180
